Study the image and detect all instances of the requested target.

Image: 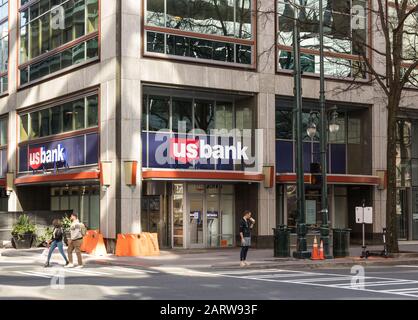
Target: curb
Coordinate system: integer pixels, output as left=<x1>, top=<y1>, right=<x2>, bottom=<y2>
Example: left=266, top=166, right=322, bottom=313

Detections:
left=0, top=248, right=45, bottom=257
left=82, top=256, right=418, bottom=270
left=210, top=258, right=418, bottom=270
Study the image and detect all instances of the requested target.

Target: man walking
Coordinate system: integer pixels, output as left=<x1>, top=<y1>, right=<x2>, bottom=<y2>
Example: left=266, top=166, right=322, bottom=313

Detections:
left=65, top=213, right=85, bottom=268
left=239, top=210, right=255, bottom=267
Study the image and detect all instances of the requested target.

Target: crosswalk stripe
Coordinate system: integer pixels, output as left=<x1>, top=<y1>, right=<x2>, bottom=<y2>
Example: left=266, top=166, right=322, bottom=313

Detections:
left=15, top=271, right=53, bottom=279
left=102, top=266, right=158, bottom=274
left=63, top=269, right=110, bottom=276
left=385, top=287, right=418, bottom=293
left=395, top=265, right=418, bottom=268
left=218, top=269, right=295, bottom=275
left=288, top=276, right=353, bottom=283
left=250, top=273, right=319, bottom=279
left=336, top=280, right=415, bottom=288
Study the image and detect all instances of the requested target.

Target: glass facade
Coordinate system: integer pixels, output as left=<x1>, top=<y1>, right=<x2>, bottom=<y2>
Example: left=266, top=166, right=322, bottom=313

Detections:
left=19, top=0, right=99, bottom=85
left=277, top=0, right=367, bottom=78
left=51, top=185, right=100, bottom=230
left=142, top=86, right=255, bottom=171
left=275, top=98, right=372, bottom=175
left=145, top=0, right=254, bottom=66
left=142, top=87, right=254, bottom=133
left=19, top=94, right=98, bottom=142
left=0, top=0, right=8, bottom=94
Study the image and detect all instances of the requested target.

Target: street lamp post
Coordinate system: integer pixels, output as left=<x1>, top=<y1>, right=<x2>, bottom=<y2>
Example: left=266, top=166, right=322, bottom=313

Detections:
left=293, top=0, right=310, bottom=259
left=318, top=0, right=333, bottom=259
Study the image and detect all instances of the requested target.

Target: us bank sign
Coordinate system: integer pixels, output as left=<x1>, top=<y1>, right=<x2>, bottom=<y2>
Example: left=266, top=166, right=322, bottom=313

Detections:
left=142, top=129, right=264, bottom=172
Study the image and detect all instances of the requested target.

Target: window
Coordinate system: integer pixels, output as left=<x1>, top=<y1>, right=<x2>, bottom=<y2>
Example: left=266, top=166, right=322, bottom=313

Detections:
left=87, top=95, right=98, bottom=127
left=19, top=0, right=99, bottom=85
left=277, top=0, right=367, bottom=78
left=145, top=0, right=254, bottom=66
left=276, top=109, right=293, bottom=140
left=215, top=102, right=233, bottom=131
left=194, top=100, right=215, bottom=132
left=148, top=96, right=170, bottom=132
left=51, top=105, right=62, bottom=134
left=19, top=94, right=99, bottom=142
left=275, top=98, right=370, bottom=175
left=0, top=0, right=8, bottom=94
left=142, top=88, right=254, bottom=134
left=40, top=109, right=50, bottom=137
left=0, top=117, right=7, bottom=146
left=172, top=98, right=193, bottom=133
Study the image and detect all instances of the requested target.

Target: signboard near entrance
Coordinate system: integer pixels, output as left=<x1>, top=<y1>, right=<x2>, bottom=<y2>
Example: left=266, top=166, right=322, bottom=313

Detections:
left=18, top=133, right=99, bottom=173
left=355, top=207, right=373, bottom=224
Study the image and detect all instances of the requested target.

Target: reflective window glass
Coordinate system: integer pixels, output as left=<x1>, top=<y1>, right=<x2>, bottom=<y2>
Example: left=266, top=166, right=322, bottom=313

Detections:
left=195, top=100, right=215, bottom=132
left=149, top=96, right=170, bottom=131
left=172, top=98, right=193, bottom=133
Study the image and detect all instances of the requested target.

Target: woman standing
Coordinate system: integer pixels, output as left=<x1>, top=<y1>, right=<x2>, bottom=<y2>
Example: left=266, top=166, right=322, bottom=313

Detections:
left=239, top=210, right=255, bottom=267
left=44, top=219, right=69, bottom=267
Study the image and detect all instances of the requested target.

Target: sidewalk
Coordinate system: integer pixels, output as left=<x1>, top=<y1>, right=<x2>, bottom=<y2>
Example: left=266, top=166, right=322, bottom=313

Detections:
left=3, top=243, right=418, bottom=270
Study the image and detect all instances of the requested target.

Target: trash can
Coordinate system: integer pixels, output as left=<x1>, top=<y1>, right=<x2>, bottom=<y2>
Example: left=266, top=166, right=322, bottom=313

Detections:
left=273, top=225, right=290, bottom=257
left=332, top=228, right=351, bottom=258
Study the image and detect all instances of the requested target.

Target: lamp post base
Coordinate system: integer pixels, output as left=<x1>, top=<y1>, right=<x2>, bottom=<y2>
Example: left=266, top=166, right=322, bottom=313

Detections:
left=293, top=223, right=311, bottom=259
left=320, top=223, right=333, bottom=260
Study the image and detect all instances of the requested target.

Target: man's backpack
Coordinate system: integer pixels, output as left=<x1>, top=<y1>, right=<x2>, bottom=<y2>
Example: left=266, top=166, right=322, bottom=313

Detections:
left=80, top=223, right=87, bottom=237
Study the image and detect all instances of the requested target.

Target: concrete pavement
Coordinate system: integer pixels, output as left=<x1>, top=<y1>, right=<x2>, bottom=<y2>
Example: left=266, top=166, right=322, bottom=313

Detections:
left=2, top=253, right=418, bottom=299
left=2, top=242, right=418, bottom=270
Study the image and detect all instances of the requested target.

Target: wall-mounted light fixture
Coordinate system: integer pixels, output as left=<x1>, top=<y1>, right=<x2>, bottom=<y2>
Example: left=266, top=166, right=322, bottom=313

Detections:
left=100, top=161, right=112, bottom=192
left=6, top=172, right=14, bottom=196
left=263, top=165, right=275, bottom=188
left=376, top=170, right=387, bottom=190
left=124, top=160, right=138, bottom=187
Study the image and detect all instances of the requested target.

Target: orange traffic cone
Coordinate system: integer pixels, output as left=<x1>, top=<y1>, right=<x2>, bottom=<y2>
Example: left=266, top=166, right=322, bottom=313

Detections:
left=319, top=240, right=325, bottom=260
left=311, top=236, right=320, bottom=260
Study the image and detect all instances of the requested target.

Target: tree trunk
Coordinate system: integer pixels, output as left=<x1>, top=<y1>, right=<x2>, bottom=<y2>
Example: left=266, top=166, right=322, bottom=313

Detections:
left=386, top=96, right=400, bottom=253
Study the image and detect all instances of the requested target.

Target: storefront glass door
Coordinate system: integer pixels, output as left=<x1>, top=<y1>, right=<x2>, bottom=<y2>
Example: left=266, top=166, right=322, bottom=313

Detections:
left=206, top=187, right=219, bottom=247
left=189, top=194, right=204, bottom=247
left=186, top=184, right=234, bottom=248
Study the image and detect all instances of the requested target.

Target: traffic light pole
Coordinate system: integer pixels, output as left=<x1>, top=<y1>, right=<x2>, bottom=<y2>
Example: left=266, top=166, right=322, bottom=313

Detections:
left=293, top=0, right=310, bottom=259
left=319, top=0, right=332, bottom=259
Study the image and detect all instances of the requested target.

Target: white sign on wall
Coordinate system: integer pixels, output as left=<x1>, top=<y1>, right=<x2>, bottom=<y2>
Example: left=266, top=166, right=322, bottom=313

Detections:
left=306, top=200, right=316, bottom=225
left=355, top=207, right=373, bottom=224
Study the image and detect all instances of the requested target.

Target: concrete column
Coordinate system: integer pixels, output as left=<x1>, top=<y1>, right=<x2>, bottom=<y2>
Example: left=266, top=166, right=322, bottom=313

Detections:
left=256, top=0, right=276, bottom=243
left=5, top=1, right=20, bottom=211
left=371, top=98, right=387, bottom=234
left=99, top=1, right=118, bottom=239
left=119, top=0, right=142, bottom=234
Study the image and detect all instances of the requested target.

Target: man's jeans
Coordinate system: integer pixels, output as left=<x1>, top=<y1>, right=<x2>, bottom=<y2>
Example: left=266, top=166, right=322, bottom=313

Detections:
left=68, top=239, right=83, bottom=265
left=47, top=240, right=68, bottom=263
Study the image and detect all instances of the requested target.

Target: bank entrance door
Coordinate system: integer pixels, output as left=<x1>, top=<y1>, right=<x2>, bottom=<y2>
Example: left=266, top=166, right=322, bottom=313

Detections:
left=187, top=184, right=234, bottom=248
left=141, top=196, right=169, bottom=248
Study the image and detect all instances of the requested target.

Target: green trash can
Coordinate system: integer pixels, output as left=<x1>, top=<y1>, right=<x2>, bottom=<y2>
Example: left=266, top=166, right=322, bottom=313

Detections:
left=332, top=228, right=351, bottom=258
left=273, top=225, right=290, bottom=257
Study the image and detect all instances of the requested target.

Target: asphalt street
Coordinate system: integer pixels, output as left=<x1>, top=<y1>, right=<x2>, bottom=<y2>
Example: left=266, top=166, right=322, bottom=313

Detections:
left=2, top=254, right=418, bottom=300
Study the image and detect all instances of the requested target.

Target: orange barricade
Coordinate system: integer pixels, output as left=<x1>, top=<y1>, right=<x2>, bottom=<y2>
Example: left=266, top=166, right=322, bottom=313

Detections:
left=148, top=233, right=160, bottom=256
left=126, top=234, right=141, bottom=256
left=141, top=232, right=160, bottom=256
left=115, top=234, right=129, bottom=257
left=80, top=230, right=98, bottom=253
left=80, top=230, right=107, bottom=256
left=138, top=233, right=151, bottom=256
left=115, top=233, right=160, bottom=257
left=90, top=233, right=107, bottom=256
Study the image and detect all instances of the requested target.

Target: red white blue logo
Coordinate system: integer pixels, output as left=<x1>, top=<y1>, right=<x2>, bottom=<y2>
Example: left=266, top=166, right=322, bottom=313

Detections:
left=29, top=144, right=66, bottom=170
left=169, top=137, right=248, bottom=164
